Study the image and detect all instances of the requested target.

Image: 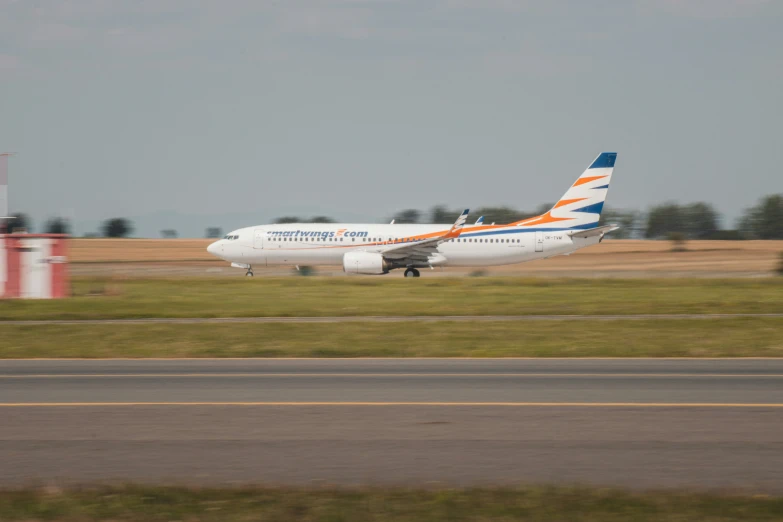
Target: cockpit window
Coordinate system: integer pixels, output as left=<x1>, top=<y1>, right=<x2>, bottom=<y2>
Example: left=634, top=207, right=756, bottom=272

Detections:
left=223, top=234, right=239, bottom=240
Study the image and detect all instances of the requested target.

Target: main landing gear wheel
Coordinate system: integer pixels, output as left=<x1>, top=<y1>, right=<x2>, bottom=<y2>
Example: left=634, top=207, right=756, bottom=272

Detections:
left=404, top=268, right=420, bottom=278
left=245, top=266, right=254, bottom=277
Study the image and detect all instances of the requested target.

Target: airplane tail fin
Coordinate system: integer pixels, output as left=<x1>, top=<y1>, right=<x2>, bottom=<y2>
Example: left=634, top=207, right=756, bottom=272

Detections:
left=512, top=152, right=617, bottom=229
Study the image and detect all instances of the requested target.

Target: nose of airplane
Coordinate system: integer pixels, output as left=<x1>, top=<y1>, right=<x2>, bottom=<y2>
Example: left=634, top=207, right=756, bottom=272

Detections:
left=207, top=241, right=220, bottom=256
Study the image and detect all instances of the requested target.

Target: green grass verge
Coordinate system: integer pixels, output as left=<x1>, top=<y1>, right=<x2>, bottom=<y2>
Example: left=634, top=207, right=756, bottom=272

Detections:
left=2, top=318, right=781, bottom=358
left=1, top=485, right=781, bottom=521
left=0, top=278, right=781, bottom=320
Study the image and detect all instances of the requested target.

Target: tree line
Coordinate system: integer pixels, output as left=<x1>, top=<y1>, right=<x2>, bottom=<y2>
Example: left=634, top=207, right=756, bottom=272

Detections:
left=384, top=194, right=783, bottom=240
left=4, top=216, right=133, bottom=238
left=5, top=194, right=782, bottom=240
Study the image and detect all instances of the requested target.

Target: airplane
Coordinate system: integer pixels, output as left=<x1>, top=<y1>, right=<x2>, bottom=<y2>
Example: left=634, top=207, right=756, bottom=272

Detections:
left=207, top=152, right=618, bottom=277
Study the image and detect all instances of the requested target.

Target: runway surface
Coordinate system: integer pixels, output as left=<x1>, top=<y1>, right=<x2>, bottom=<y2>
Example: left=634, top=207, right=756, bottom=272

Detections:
left=2, top=312, right=782, bottom=325
left=2, top=359, right=782, bottom=490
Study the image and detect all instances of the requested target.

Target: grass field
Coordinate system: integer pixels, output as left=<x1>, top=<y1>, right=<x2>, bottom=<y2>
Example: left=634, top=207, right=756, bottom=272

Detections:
left=1, top=485, right=781, bottom=521
left=2, top=278, right=780, bottom=358
left=1, top=318, right=781, bottom=358
left=1, top=277, right=781, bottom=321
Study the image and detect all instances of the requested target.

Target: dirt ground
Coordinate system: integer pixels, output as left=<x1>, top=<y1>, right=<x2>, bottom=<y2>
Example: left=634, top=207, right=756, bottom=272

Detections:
left=67, top=239, right=783, bottom=278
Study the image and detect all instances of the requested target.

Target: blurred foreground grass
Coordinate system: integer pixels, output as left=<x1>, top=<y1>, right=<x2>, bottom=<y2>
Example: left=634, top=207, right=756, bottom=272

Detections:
left=0, top=277, right=781, bottom=320
left=1, top=318, right=780, bottom=357
left=1, top=485, right=781, bottom=521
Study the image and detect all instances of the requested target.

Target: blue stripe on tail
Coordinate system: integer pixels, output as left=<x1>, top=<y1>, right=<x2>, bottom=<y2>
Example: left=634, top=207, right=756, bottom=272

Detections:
left=589, top=152, right=617, bottom=169
left=572, top=201, right=605, bottom=215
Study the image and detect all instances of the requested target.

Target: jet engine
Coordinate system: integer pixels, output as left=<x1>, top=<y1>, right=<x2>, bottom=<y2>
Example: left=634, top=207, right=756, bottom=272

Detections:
left=343, top=251, right=390, bottom=274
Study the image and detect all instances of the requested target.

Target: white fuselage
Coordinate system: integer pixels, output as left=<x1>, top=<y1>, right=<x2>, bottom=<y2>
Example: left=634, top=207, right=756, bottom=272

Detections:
left=206, top=152, right=618, bottom=274
left=208, top=222, right=600, bottom=270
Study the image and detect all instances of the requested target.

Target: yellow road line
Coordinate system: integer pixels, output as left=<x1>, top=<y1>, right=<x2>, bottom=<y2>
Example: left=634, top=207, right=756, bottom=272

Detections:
left=1, top=402, right=782, bottom=408
left=1, top=373, right=781, bottom=379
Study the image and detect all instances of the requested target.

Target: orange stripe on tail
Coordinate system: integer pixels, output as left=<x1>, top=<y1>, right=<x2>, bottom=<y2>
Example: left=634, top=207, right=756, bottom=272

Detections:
left=554, top=198, right=587, bottom=209
left=572, top=175, right=608, bottom=187
left=510, top=211, right=573, bottom=226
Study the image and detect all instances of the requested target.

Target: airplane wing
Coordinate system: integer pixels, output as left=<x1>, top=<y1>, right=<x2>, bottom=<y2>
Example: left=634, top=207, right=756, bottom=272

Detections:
left=379, top=209, right=469, bottom=264
left=568, top=224, right=619, bottom=240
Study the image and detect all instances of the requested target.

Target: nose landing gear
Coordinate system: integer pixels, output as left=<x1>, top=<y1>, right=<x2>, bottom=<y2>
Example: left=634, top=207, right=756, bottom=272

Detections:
left=404, top=268, right=420, bottom=278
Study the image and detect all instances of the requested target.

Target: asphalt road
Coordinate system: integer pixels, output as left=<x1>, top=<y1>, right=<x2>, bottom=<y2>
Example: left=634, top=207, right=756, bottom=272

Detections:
left=1, top=359, right=782, bottom=490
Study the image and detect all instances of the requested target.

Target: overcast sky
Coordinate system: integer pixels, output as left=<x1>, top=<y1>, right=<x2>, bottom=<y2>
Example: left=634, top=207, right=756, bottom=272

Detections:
left=1, top=0, right=781, bottom=236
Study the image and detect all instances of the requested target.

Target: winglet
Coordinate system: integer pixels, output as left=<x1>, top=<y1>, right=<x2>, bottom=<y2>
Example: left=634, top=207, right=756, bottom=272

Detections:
left=475, top=216, right=484, bottom=225
left=445, top=209, right=469, bottom=238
